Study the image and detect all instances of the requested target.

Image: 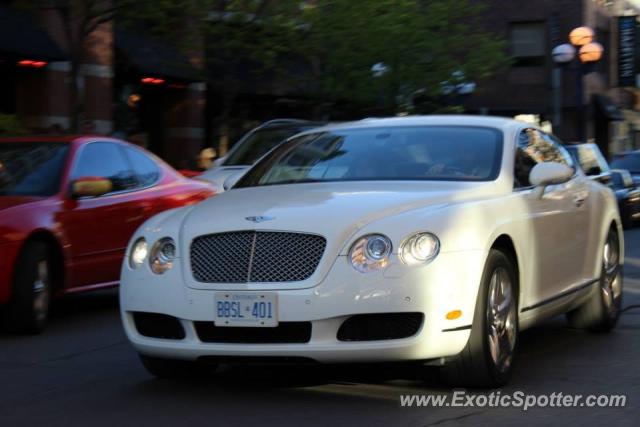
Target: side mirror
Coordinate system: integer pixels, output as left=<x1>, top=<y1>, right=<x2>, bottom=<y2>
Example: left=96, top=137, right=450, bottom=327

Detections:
left=223, top=171, right=244, bottom=191
left=71, top=177, right=113, bottom=198
left=611, top=169, right=634, bottom=188
left=529, top=162, right=573, bottom=198
left=212, top=156, right=227, bottom=168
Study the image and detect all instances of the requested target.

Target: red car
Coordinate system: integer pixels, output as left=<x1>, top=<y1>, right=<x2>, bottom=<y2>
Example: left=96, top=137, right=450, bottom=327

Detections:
left=0, top=136, right=215, bottom=333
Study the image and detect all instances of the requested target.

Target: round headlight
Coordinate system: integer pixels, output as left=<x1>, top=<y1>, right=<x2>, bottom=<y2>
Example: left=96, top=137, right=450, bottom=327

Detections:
left=150, top=237, right=176, bottom=275
left=400, top=232, right=440, bottom=266
left=129, top=238, right=148, bottom=269
left=349, top=234, right=392, bottom=273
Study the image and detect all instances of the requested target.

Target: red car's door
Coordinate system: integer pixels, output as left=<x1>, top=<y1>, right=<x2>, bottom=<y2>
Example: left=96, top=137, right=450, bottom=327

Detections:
left=58, top=141, right=147, bottom=288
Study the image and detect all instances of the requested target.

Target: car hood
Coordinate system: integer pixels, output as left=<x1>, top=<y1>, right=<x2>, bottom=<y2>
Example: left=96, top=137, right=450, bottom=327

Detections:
left=177, top=180, right=504, bottom=290
left=180, top=181, right=501, bottom=251
left=198, top=166, right=250, bottom=191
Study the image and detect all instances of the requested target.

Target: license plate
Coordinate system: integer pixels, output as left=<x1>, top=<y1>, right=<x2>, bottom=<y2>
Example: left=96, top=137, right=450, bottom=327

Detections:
left=214, top=292, right=278, bottom=327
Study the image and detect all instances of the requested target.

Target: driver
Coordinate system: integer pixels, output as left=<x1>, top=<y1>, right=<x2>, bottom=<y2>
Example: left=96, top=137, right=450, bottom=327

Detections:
left=425, top=143, right=485, bottom=178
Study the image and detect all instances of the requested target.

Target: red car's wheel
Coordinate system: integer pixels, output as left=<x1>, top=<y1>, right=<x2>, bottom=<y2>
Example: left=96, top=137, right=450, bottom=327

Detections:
left=3, top=241, right=52, bottom=334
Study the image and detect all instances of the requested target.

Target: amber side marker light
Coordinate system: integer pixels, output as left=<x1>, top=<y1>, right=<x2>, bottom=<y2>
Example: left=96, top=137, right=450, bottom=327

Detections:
left=446, top=310, right=462, bottom=320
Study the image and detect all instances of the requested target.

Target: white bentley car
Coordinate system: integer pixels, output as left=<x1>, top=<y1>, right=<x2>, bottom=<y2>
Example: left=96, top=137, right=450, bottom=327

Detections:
left=120, top=116, right=623, bottom=387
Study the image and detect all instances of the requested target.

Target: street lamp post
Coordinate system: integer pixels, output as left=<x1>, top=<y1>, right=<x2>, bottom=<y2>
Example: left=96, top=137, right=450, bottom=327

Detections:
left=552, top=26, right=604, bottom=142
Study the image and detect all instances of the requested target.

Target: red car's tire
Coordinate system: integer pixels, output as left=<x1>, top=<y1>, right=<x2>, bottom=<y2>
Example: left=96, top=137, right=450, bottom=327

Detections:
left=3, top=241, right=52, bottom=334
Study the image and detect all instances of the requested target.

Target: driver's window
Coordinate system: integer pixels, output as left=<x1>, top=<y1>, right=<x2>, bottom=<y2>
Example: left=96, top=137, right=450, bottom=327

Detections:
left=514, top=129, right=573, bottom=189
left=72, top=142, right=137, bottom=194
left=514, top=130, right=538, bottom=188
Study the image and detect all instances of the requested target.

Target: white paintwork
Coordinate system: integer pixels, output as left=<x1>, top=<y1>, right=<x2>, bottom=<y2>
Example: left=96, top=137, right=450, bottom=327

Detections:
left=530, top=162, right=574, bottom=187
left=120, top=115, right=623, bottom=364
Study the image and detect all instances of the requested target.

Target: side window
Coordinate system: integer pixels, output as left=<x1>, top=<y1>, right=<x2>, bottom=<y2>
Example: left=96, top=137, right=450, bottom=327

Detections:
left=514, top=129, right=574, bottom=189
left=124, top=147, right=161, bottom=188
left=542, top=133, right=575, bottom=169
left=72, top=142, right=137, bottom=193
left=514, top=131, right=538, bottom=188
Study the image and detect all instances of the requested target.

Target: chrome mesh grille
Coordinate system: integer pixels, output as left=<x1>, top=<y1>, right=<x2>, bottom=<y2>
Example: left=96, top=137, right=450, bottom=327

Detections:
left=190, top=231, right=326, bottom=283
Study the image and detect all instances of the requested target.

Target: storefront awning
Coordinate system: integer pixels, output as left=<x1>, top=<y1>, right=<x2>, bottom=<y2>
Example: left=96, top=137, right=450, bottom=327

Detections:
left=115, top=27, right=202, bottom=82
left=0, top=4, right=67, bottom=61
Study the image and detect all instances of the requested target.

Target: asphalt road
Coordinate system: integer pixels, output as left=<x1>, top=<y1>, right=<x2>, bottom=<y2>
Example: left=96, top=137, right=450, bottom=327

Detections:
left=1, top=232, right=639, bottom=427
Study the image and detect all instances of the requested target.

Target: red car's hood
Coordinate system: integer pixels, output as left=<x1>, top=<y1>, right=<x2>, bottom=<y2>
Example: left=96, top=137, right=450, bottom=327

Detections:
left=0, top=196, right=42, bottom=212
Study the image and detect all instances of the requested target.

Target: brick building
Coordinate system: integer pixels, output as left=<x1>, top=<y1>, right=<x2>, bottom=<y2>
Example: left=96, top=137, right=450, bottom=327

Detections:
left=0, top=1, right=205, bottom=168
left=467, top=0, right=640, bottom=156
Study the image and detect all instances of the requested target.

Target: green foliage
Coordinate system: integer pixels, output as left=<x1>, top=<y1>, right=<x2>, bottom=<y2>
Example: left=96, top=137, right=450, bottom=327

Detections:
left=294, top=0, right=509, bottom=115
left=20, top=0, right=508, bottom=119
left=0, top=114, right=27, bottom=136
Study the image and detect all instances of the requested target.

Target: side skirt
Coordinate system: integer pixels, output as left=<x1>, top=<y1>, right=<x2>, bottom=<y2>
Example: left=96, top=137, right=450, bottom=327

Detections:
left=520, top=278, right=599, bottom=313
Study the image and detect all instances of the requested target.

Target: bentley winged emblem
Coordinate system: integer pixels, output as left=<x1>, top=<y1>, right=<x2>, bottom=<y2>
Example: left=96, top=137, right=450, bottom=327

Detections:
left=245, top=216, right=275, bottom=223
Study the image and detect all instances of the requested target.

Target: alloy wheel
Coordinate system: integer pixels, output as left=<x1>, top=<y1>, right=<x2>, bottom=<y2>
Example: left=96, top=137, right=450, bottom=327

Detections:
left=486, top=267, right=517, bottom=373
left=602, top=232, right=622, bottom=319
left=33, top=260, right=50, bottom=324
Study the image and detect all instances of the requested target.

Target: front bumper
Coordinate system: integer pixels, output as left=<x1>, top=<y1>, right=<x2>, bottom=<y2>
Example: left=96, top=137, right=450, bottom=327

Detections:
left=120, top=250, right=486, bottom=363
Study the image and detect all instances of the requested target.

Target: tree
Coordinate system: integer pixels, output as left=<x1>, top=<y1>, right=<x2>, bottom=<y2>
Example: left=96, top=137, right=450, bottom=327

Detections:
left=291, top=0, right=508, bottom=116
left=116, top=0, right=300, bottom=154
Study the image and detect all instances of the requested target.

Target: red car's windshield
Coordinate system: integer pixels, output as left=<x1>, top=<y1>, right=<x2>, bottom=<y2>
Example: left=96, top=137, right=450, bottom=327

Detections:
left=0, top=142, right=69, bottom=197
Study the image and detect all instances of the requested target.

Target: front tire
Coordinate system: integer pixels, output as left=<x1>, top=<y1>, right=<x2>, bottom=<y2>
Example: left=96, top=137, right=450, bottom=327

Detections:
left=567, top=228, right=622, bottom=332
left=139, top=354, right=215, bottom=379
left=440, top=249, right=519, bottom=387
left=3, top=241, right=52, bottom=334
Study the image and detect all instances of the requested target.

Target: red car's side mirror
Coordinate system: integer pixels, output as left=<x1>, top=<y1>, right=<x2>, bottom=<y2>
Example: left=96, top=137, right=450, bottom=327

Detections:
left=71, top=177, right=113, bottom=198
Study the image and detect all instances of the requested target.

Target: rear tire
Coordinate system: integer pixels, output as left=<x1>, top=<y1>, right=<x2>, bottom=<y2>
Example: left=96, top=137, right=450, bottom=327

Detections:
left=439, top=249, right=519, bottom=388
left=567, top=228, right=622, bottom=332
left=3, top=241, right=52, bottom=334
left=139, top=354, right=215, bottom=379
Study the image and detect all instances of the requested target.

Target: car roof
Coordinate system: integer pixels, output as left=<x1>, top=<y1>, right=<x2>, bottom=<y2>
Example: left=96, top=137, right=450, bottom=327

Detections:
left=298, top=115, right=526, bottom=135
left=258, top=119, right=327, bottom=130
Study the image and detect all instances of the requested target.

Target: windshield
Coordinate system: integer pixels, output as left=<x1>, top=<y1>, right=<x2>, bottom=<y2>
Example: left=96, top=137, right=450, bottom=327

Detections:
left=0, top=142, right=69, bottom=197
left=224, top=127, right=315, bottom=166
left=236, top=126, right=503, bottom=188
left=611, top=153, right=640, bottom=173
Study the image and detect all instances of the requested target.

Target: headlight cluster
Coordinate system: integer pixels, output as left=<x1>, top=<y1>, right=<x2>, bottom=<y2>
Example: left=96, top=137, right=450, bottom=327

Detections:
left=349, top=232, right=440, bottom=272
left=129, top=238, right=148, bottom=269
left=399, top=232, right=440, bottom=266
left=349, top=234, right=393, bottom=273
left=129, top=237, right=176, bottom=274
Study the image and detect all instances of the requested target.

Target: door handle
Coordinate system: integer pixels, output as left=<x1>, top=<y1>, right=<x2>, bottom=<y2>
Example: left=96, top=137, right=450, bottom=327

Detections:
left=574, top=195, right=587, bottom=207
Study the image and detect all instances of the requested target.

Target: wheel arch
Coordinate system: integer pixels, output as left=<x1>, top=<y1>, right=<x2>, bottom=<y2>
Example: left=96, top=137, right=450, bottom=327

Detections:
left=490, top=234, right=520, bottom=297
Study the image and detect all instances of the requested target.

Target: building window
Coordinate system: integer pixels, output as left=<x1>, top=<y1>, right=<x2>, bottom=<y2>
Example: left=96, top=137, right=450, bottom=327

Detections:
left=509, top=22, right=546, bottom=67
